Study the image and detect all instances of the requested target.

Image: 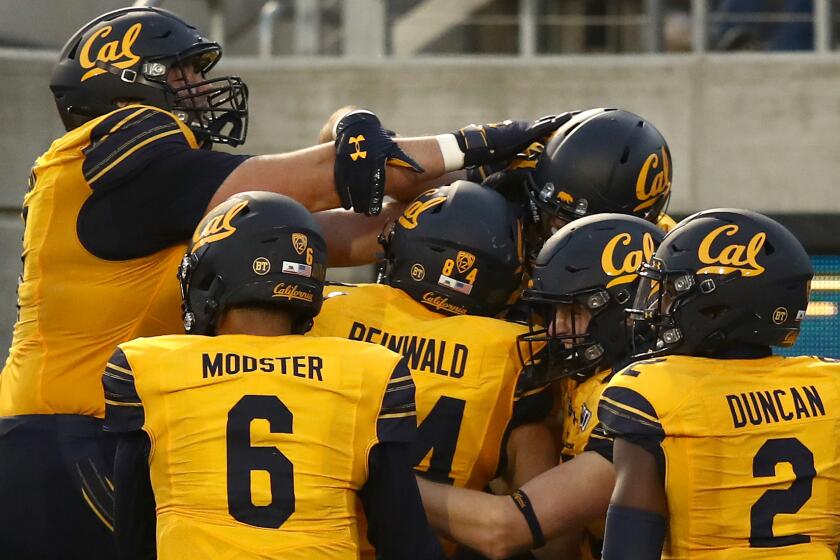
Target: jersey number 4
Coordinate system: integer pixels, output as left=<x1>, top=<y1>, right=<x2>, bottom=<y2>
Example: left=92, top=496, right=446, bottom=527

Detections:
left=749, top=437, right=815, bottom=548
left=226, top=395, right=295, bottom=529
left=413, top=396, right=466, bottom=484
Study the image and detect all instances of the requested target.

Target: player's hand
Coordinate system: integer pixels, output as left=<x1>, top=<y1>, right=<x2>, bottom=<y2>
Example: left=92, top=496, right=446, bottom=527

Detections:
left=334, top=110, right=424, bottom=216
left=451, top=113, right=572, bottom=167
left=481, top=141, right=546, bottom=200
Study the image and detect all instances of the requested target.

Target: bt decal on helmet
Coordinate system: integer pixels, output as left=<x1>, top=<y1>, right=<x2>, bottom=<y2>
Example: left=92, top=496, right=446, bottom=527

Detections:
left=191, top=199, right=248, bottom=250
left=634, top=147, right=671, bottom=213
left=79, top=23, right=142, bottom=82
left=697, top=224, right=766, bottom=276
left=601, top=231, right=657, bottom=288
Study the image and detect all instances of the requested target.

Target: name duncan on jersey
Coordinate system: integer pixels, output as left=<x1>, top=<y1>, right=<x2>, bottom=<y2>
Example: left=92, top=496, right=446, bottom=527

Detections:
left=348, top=321, right=468, bottom=378
left=202, top=353, right=324, bottom=381
left=726, top=385, right=826, bottom=429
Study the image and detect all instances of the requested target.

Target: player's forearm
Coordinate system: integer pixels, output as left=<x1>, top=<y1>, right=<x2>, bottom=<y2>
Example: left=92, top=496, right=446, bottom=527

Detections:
left=416, top=477, right=525, bottom=559
left=385, top=137, right=447, bottom=200
left=314, top=201, right=406, bottom=268
left=507, top=422, right=558, bottom=489
left=517, top=451, right=615, bottom=544
left=208, top=143, right=338, bottom=212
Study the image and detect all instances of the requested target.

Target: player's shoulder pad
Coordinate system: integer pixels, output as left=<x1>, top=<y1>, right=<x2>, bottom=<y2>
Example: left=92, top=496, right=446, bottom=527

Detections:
left=82, top=104, right=197, bottom=187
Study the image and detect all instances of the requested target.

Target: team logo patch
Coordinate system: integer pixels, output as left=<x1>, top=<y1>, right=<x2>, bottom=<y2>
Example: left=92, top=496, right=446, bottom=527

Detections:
left=772, top=307, right=789, bottom=324
left=456, top=251, right=475, bottom=273
left=398, top=191, right=447, bottom=230
left=292, top=233, right=308, bottom=255
left=410, top=263, right=426, bottom=281
left=272, top=283, right=313, bottom=302
left=252, top=257, right=271, bottom=275
left=601, top=232, right=656, bottom=288
left=579, top=403, right=592, bottom=430
left=697, top=224, right=766, bottom=277
left=634, top=147, right=671, bottom=212
left=192, top=200, right=248, bottom=251
left=79, top=23, right=143, bottom=82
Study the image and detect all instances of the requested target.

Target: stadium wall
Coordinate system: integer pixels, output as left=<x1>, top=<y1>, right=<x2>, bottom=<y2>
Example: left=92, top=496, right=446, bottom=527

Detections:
left=0, top=51, right=838, bottom=356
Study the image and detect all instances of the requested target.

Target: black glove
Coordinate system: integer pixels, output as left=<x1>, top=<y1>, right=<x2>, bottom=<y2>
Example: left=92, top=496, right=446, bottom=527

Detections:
left=481, top=140, right=545, bottom=201
left=451, top=112, right=572, bottom=168
left=334, top=110, right=424, bottom=216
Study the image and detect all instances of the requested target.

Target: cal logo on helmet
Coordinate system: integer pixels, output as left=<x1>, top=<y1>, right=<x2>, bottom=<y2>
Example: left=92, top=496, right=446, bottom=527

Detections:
left=292, top=233, right=308, bottom=255
left=398, top=190, right=447, bottom=230
left=192, top=200, right=248, bottom=250
left=634, top=147, right=671, bottom=212
left=456, top=251, right=476, bottom=274
left=697, top=224, right=766, bottom=277
left=601, top=231, right=656, bottom=288
left=79, top=23, right=143, bottom=82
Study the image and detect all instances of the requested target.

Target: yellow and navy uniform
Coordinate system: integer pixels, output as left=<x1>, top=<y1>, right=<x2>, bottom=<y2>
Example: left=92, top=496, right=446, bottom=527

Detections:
left=310, top=283, right=552, bottom=554
left=599, top=355, right=840, bottom=559
left=103, top=334, right=419, bottom=560
left=555, top=368, right=616, bottom=560
left=0, top=104, right=247, bottom=557
left=311, top=283, right=551, bottom=488
left=2, top=103, right=247, bottom=418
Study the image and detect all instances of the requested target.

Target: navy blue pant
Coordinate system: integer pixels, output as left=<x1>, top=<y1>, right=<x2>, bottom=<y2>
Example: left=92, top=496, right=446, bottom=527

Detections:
left=0, top=414, right=118, bottom=559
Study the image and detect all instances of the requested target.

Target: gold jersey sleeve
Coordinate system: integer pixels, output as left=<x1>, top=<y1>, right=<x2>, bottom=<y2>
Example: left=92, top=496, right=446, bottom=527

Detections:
left=105, top=334, right=409, bottom=560
left=600, top=355, right=840, bottom=560
left=1, top=105, right=198, bottom=418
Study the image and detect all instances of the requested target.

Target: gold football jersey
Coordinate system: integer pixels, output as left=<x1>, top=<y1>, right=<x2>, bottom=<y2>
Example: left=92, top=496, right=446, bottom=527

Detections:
left=1, top=105, right=198, bottom=418
left=103, top=333, right=413, bottom=560
left=310, top=283, right=550, bottom=490
left=657, top=213, right=677, bottom=233
left=557, top=368, right=616, bottom=560
left=600, top=355, right=840, bottom=559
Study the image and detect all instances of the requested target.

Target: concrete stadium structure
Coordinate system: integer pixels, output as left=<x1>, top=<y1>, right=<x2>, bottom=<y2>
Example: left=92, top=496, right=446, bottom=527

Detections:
left=1, top=51, right=838, bottom=355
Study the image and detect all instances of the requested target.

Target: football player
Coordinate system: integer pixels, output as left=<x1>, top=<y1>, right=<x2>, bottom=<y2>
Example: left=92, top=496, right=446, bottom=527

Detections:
left=418, top=214, right=665, bottom=559
left=483, top=108, right=676, bottom=266
left=0, top=6, right=568, bottom=557
left=309, top=181, right=557, bottom=556
left=102, top=192, right=445, bottom=560
left=600, top=209, right=840, bottom=559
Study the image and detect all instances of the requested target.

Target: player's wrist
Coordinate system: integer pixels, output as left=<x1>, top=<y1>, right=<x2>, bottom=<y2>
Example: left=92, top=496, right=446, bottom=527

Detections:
left=435, top=134, right=465, bottom=172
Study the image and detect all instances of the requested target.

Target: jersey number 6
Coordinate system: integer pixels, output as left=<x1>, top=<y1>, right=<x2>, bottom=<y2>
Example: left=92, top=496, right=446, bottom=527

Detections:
left=226, top=395, right=295, bottom=529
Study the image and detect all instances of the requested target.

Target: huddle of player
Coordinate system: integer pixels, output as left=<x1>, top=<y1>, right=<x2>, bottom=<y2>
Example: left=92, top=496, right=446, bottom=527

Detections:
left=0, top=6, right=837, bottom=560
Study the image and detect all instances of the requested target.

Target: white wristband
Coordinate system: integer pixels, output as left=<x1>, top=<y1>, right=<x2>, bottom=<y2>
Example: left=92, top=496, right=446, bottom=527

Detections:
left=436, top=134, right=465, bottom=172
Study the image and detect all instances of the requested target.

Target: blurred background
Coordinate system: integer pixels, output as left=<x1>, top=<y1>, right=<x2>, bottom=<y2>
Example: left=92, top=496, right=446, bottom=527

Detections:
left=0, top=0, right=838, bottom=358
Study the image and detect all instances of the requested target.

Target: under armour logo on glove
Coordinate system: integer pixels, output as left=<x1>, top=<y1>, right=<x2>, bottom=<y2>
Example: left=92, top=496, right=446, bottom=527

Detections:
left=334, top=110, right=424, bottom=215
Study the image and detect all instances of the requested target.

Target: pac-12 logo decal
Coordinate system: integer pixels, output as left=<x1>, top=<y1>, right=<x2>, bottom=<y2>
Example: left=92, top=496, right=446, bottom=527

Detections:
left=192, top=200, right=248, bottom=251
left=697, top=224, right=766, bottom=277
left=79, top=23, right=143, bottom=82
left=292, top=233, right=308, bottom=255
left=455, top=251, right=476, bottom=274
left=601, top=231, right=656, bottom=288
left=634, top=147, right=671, bottom=212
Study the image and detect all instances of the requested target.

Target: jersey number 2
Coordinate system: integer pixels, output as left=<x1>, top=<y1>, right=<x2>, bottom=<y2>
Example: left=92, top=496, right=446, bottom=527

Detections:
left=226, top=395, right=295, bottom=529
left=749, top=437, right=815, bottom=548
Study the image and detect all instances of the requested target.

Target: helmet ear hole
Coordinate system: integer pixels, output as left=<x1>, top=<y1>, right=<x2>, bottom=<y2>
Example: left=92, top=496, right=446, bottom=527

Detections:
left=699, top=304, right=729, bottom=320
left=620, top=146, right=631, bottom=164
